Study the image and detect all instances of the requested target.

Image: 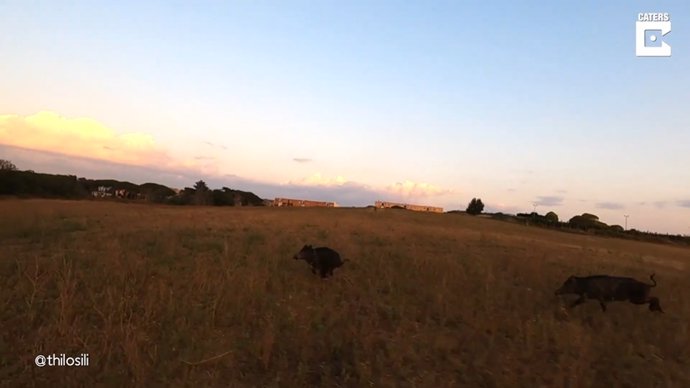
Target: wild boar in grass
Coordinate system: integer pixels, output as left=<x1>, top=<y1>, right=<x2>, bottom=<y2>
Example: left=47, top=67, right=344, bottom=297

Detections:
left=555, top=273, right=663, bottom=313
left=293, top=244, right=347, bottom=278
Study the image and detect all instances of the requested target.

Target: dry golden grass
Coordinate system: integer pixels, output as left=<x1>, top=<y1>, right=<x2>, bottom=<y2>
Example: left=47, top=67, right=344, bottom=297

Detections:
left=1, top=199, right=689, bottom=387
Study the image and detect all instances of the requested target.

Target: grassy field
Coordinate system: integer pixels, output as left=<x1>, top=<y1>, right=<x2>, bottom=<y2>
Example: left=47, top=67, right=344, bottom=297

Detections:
left=1, top=199, right=689, bottom=387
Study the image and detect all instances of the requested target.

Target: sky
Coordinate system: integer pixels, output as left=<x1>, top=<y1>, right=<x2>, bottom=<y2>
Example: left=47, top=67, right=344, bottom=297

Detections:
left=1, top=1, right=689, bottom=234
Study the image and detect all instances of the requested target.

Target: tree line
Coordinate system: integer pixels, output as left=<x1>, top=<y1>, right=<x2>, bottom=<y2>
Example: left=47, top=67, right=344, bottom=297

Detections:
left=0, top=159, right=264, bottom=207
left=461, top=196, right=689, bottom=246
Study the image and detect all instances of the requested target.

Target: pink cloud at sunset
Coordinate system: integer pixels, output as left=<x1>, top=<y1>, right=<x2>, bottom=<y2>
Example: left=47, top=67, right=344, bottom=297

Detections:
left=386, top=180, right=453, bottom=198
left=0, top=112, right=175, bottom=169
left=290, top=173, right=452, bottom=199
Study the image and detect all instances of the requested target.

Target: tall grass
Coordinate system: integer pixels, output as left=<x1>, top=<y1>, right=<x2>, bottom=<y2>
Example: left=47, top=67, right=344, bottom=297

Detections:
left=1, top=199, right=689, bottom=387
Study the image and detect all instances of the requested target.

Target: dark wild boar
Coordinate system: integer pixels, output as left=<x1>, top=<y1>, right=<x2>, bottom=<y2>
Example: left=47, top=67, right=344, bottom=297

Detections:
left=555, top=273, right=663, bottom=313
left=293, top=244, right=347, bottom=278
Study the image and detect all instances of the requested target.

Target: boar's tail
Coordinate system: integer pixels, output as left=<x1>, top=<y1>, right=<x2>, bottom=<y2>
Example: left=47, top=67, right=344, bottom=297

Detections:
left=649, top=273, right=657, bottom=287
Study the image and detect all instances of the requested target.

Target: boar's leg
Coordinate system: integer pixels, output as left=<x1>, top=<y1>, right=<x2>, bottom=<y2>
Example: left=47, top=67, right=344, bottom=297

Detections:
left=648, top=297, right=664, bottom=313
left=569, top=295, right=587, bottom=308
left=319, top=267, right=329, bottom=278
left=630, top=296, right=664, bottom=313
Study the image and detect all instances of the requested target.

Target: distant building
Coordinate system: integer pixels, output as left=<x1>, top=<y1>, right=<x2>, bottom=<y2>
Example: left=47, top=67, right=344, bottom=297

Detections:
left=374, top=200, right=443, bottom=213
left=273, top=197, right=336, bottom=208
left=115, top=188, right=135, bottom=199
left=92, top=186, right=113, bottom=198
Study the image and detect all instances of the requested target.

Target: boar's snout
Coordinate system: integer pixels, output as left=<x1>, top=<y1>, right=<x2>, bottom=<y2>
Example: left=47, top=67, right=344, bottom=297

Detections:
left=555, top=276, right=577, bottom=296
left=555, top=283, right=572, bottom=294
left=293, top=245, right=312, bottom=261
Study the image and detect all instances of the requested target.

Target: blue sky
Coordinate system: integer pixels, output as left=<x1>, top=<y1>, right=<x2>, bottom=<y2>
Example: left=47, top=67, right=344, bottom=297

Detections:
left=1, top=1, right=689, bottom=234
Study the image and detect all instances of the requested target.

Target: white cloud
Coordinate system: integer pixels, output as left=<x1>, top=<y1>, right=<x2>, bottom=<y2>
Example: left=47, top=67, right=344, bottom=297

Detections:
left=385, top=180, right=452, bottom=198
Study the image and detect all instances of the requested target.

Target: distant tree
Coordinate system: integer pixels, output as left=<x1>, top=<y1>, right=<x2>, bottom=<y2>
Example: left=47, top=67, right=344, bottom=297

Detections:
left=194, top=180, right=209, bottom=192
left=212, top=187, right=233, bottom=206
left=609, top=225, right=624, bottom=232
left=569, top=213, right=607, bottom=230
left=176, top=187, right=196, bottom=205
left=193, top=180, right=212, bottom=205
left=545, top=211, right=559, bottom=224
left=466, top=198, right=485, bottom=215
left=212, top=189, right=230, bottom=206
left=210, top=187, right=265, bottom=207
left=0, top=170, right=83, bottom=198
left=140, top=182, right=175, bottom=203
left=0, top=159, right=17, bottom=171
left=581, top=213, right=599, bottom=221
left=568, top=215, right=587, bottom=230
